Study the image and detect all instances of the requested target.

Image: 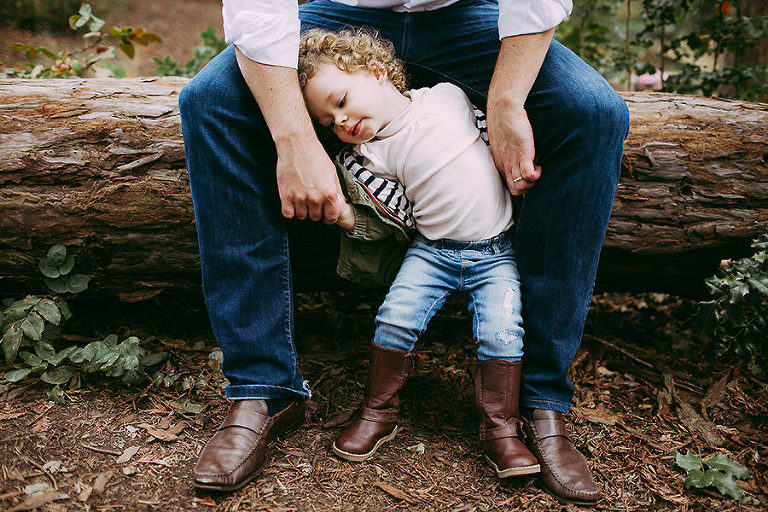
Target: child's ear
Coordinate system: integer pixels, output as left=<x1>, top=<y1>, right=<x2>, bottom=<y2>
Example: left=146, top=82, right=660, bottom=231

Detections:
left=371, top=61, right=388, bottom=82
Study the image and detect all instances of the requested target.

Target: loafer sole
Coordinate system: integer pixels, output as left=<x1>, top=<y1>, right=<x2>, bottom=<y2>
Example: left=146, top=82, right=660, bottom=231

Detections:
left=536, top=480, right=600, bottom=506
left=485, top=455, right=540, bottom=478
left=332, top=425, right=399, bottom=462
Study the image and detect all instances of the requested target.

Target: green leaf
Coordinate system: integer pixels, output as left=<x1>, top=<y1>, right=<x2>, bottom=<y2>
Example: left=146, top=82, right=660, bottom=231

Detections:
left=47, top=245, right=68, bottom=266
left=38, top=259, right=60, bottom=278
left=676, top=450, right=703, bottom=473
left=68, top=14, right=81, bottom=30
left=4, top=368, right=31, bottom=382
left=19, top=351, right=43, bottom=367
left=704, top=454, right=751, bottom=479
left=710, top=470, right=744, bottom=500
left=49, top=346, right=77, bottom=366
left=66, top=274, right=90, bottom=293
left=683, top=468, right=714, bottom=489
left=34, top=299, right=61, bottom=325
left=45, top=277, right=71, bottom=294
left=1, top=321, right=24, bottom=363
left=89, top=15, right=105, bottom=33
left=141, top=351, right=169, bottom=367
left=20, top=312, right=45, bottom=341
left=59, top=254, right=75, bottom=276
left=47, top=385, right=65, bottom=404
left=118, top=38, right=135, bottom=59
left=175, top=399, right=203, bottom=415
left=34, top=341, right=56, bottom=363
left=54, top=298, right=72, bottom=322
left=79, top=3, right=93, bottom=17
left=41, top=366, right=76, bottom=385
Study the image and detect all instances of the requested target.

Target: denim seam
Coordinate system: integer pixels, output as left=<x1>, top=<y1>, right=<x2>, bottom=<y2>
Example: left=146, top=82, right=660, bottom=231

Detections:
left=418, top=290, right=450, bottom=334
left=281, top=231, right=299, bottom=387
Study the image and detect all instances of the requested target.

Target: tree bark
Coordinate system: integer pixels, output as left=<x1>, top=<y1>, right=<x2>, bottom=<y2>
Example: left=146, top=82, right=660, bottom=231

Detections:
left=1, top=78, right=766, bottom=300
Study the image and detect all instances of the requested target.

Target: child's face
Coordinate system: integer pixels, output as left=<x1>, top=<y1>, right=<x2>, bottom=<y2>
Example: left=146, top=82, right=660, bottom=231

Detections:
left=304, top=63, right=396, bottom=144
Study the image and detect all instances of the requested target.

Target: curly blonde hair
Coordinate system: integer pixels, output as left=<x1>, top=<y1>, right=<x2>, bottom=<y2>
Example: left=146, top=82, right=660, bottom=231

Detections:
left=298, top=27, right=408, bottom=93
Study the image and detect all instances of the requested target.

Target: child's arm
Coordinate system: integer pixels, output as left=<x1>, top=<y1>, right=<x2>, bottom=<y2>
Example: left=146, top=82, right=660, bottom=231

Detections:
left=335, top=202, right=357, bottom=232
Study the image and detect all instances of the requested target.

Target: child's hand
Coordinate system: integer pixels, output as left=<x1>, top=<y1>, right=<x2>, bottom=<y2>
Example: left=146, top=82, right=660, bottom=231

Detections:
left=334, top=202, right=356, bottom=232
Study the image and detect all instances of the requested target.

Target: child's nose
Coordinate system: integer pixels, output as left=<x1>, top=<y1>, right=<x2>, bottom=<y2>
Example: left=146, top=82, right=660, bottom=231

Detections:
left=335, top=113, right=346, bottom=126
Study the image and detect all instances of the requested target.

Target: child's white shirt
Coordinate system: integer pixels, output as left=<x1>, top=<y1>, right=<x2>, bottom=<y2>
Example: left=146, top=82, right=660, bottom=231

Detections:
left=355, top=83, right=514, bottom=242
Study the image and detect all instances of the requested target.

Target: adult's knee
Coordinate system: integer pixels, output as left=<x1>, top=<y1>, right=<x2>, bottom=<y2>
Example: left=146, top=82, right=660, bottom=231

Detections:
left=567, top=83, right=629, bottom=142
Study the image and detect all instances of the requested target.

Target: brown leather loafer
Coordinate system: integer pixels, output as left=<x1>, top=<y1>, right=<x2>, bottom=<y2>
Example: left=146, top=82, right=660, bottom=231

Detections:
left=522, top=409, right=600, bottom=506
left=193, top=399, right=305, bottom=492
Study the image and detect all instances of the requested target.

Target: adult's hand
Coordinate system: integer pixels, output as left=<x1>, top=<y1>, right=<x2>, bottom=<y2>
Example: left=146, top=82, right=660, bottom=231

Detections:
left=275, top=137, right=345, bottom=223
left=487, top=29, right=554, bottom=196
left=234, top=47, right=345, bottom=223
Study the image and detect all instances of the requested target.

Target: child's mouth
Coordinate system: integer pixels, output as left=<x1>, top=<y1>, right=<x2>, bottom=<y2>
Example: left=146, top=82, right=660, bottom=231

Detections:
left=351, top=121, right=361, bottom=137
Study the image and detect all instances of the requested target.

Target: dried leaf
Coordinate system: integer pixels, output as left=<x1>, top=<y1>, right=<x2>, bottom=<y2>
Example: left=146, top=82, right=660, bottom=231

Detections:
left=92, top=470, right=113, bottom=494
left=7, top=491, right=68, bottom=512
left=115, top=445, right=140, bottom=464
left=575, top=406, right=619, bottom=425
left=138, top=423, right=178, bottom=442
left=677, top=402, right=726, bottom=446
left=701, top=375, right=729, bottom=417
left=373, top=482, right=418, bottom=504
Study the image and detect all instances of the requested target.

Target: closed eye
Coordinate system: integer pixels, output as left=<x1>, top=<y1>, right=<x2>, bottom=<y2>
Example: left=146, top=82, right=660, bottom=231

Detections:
left=338, top=94, right=346, bottom=108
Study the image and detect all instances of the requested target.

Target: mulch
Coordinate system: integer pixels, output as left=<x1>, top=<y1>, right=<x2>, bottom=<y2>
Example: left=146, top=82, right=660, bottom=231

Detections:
left=1, top=291, right=766, bottom=511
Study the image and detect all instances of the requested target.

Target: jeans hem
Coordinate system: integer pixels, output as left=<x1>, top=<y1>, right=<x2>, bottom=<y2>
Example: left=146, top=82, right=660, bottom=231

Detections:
left=225, top=382, right=311, bottom=401
left=520, top=398, right=571, bottom=414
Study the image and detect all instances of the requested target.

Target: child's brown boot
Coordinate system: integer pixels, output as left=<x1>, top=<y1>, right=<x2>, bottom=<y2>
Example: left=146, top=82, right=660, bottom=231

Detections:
left=475, top=359, right=540, bottom=477
left=332, top=343, right=410, bottom=461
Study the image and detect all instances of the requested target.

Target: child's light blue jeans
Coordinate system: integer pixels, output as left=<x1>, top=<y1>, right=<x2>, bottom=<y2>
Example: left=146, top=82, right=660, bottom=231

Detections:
left=179, top=0, right=630, bottom=412
left=375, top=232, right=524, bottom=361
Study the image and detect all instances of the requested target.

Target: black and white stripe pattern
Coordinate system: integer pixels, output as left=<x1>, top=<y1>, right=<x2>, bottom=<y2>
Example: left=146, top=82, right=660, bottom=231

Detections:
left=474, top=107, right=490, bottom=146
left=336, top=147, right=415, bottom=230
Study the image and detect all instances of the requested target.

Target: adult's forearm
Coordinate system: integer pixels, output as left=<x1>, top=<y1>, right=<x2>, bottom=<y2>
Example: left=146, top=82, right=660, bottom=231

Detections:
left=234, top=46, right=318, bottom=152
left=488, top=29, right=555, bottom=110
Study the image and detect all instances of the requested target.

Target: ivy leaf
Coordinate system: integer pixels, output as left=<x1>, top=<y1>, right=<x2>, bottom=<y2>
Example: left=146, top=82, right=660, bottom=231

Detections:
left=704, top=454, right=751, bottom=479
left=67, top=274, right=91, bottom=293
left=59, top=254, right=76, bottom=276
left=45, top=277, right=71, bottom=294
left=1, top=321, right=24, bottom=363
left=141, top=351, right=169, bottom=367
left=47, top=385, right=65, bottom=404
left=4, top=368, right=32, bottom=382
left=18, top=351, right=43, bottom=367
left=683, top=469, right=714, bottom=489
left=676, top=450, right=703, bottom=473
left=20, top=312, right=45, bottom=341
left=38, top=259, right=60, bottom=278
left=47, top=245, right=68, bottom=266
left=41, top=366, right=76, bottom=385
left=35, top=299, right=61, bottom=325
left=710, top=471, right=744, bottom=501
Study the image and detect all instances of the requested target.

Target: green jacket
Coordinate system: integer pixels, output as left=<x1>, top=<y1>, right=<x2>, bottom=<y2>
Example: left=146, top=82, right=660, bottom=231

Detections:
left=335, top=161, right=414, bottom=288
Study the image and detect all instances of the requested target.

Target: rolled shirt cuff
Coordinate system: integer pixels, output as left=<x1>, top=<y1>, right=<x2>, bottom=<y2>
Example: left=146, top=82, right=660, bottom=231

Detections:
left=498, top=0, right=572, bottom=38
left=223, top=0, right=300, bottom=68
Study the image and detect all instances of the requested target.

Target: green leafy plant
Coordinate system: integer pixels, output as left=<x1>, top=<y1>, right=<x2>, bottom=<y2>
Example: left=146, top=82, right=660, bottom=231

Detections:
left=153, top=25, right=227, bottom=78
left=1, top=2, right=160, bottom=78
left=1, top=245, right=168, bottom=400
left=676, top=450, right=751, bottom=500
left=699, top=231, right=768, bottom=372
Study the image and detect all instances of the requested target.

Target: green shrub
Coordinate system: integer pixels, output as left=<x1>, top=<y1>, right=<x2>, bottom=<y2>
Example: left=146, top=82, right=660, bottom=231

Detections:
left=1, top=245, right=167, bottom=400
left=0, top=0, right=86, bottom=32
left=699, top=231, right=768, bottom=371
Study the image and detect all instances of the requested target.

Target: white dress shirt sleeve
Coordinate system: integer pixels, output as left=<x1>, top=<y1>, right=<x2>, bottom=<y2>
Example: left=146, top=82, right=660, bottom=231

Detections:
left=497, top=0, right=572, bottom=38
left=222, top=0, right=301, bottom=68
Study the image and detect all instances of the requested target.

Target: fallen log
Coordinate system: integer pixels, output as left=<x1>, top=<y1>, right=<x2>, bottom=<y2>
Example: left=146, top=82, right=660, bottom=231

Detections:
left=0, top=78, right=766, bottom=300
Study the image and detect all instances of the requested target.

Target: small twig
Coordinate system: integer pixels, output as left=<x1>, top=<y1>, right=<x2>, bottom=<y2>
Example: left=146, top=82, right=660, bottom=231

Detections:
left=21, top=456, right=57, bottom=490
left=82, top=444, right=122, bottom=457
left=584, top=334, right=656, bottom=369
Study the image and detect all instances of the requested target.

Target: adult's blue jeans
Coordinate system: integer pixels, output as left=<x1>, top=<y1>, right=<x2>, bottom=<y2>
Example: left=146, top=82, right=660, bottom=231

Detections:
left=375, top=232, right=524, bottom=361
left=179, top=0, right=630, bottom=411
